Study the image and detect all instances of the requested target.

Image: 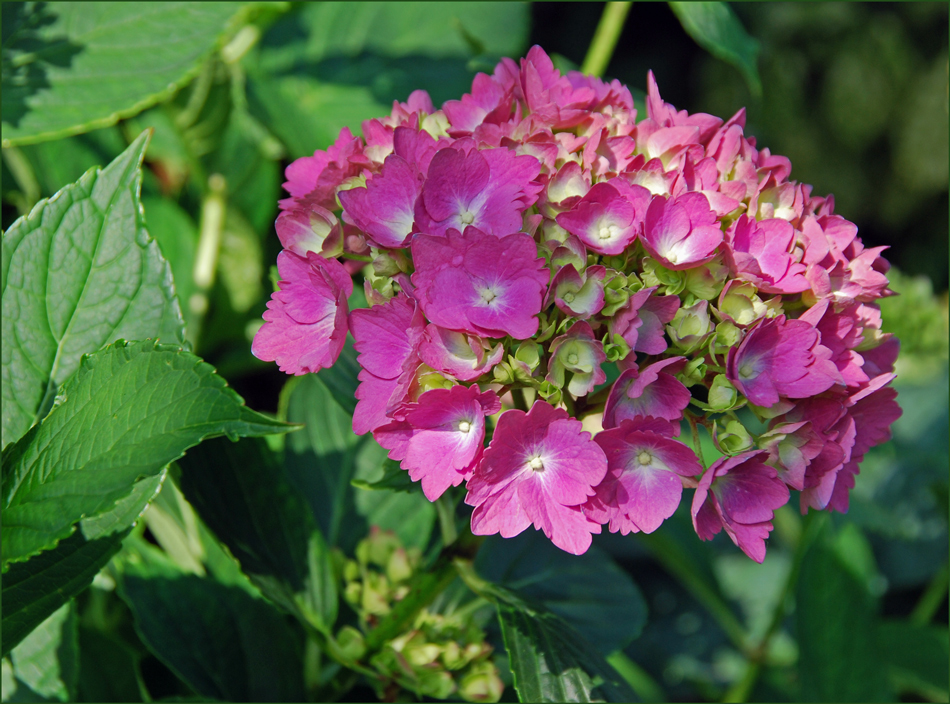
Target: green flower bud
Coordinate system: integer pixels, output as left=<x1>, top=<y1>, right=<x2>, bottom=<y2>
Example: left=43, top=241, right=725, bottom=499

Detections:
left=492, top=361, right=517, bottom=385
left=398, top=631, right=442, bottom=667
left=422, top=111, right=450, bottom=138
left=534, top=312, right=558, bottom=343
left=458, top=660, right=505, bottom=703
left=538, top=380, right=562, bottom=406
left=362, top=571, right=392, bottom=616
left=603, top=333, right=631, bottom=363
left=514, top=340, right=542, bottom=372
left=717, top=281, right=766, bottom=326
left=386, top=547, right=413, bottom=584
left=416, top=366, right=456, bottom=396
left=713, top=320, right=743, bottom=353
left=684, top=259, right=728, bottom=300
left=344, top=581, right=362, bottom=608
left=715, top=420, right=754, bottom=455
left=677, top=357, right=708, bottom=387
left=336, top=626, right=367, bottom=661
left=707, top=374, right=738, bottom=410
left=602, top=271, right=631, bottom=316
left=667, top=299, right=713, bottom=353
left=343, top=558, right=361, bottom=583
left=371, top=248, right=409, bottom=277
left=641, top=257, right=686, bottom=295
left=418, top=669, right=457, bottom=700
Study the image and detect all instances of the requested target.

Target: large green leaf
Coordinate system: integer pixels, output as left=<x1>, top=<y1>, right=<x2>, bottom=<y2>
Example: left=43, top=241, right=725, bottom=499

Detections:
left=475, top=532, right=647, bottom=655
left=248, top=2, right=530, bottom=156
left=878, top=620, right=949, bottom=701
left=796, top=521, right=892, bottom=702
left=1, top=2, right=248, bottom=146
left=282, top=373, right=435, bottom=554
left=76, top=627, right=143, bottom=703
left=1, top=470, right=164, bottom=656
left=2, top=602, right=78, bottom=703
left=178, top=436, right=338, bottom=634
left=116, top=538, right=305, bottom=702
left=1, top=339, right=286, bottom=566
left=1, top=131, right=185, bottom=449
left=668, top=2, right=762, bottom=96
left=469, top=579, right=638, bottom=703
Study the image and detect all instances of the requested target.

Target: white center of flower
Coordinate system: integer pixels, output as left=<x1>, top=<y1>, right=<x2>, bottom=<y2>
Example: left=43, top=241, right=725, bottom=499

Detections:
left=458, top=420, right=472, bottom=433
left=460, top=210, right=475, bottom=225
left=598, top=224, right=620, bottom=241
left=738, top=363, right=754, bottom=379
left=528, top=456, right=545, bottom=471
left=566, top=352, right=579, bottom=366
left=636, top=450, right=653, bottom=466
left=562, top=291, right=575, bottom=303
left=479, top=287, right=497, bottom=304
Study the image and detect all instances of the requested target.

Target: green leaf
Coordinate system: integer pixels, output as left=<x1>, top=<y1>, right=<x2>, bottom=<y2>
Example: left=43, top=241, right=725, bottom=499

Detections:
left=878, top=620, right=949, bottom=701
left=248, top=2, right=530, bottom=156
left=216, top=208, right=262, bottom=313
left=796, top=520, right=892, bottom=702
left=117, top=539, right=305, bottom=702
left=475, top=532, right=647, bottom=655
left=1, top=131, right=185, bottom=449
left=1, top=2, right=249, bottom=146
left=1, top=340, right=286, bottom=566
left=350, top=457, right=417, bottom=493
left=178, top=436, right=338, bottom=634
left=140, top=196, right=198, bottom=331
left=3, top=602, right=78, bottom=703
left=469, top=578, right=639, bottom=703
left=1, top=470, right=165, bottom=656
left=77, top=627, right=144, bottom=703
left=316, top=339, right=360, bottom=417
left=668, top=2, right=762, bottom=96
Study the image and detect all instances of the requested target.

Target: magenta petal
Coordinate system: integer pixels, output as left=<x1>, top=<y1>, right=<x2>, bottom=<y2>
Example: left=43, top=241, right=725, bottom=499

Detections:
left=616, top=467, right=684, bottom=534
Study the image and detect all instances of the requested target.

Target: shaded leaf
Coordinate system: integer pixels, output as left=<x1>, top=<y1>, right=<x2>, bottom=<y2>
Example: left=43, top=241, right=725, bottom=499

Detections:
left=178, top=436, right=338, bottom=634
left=1, top=339, right=286, bottom=566
left=77, top=627, right=143, bottom=703
left=1, top=131, right=184, bottom=448
left=469, top=578, right=638, bottom=703
left=878, top=620, right=949, bottom=701
left=476, top=532, right=647, bottom=655
left=796, top=520, right=892, bottom=702
left=3, top=602, right=78, bottom=703
left=1, top=470, right=165, bottom=656
left=117, top=538, right=305, bottom=702
left=669, top=2, right=761, bottom=96
left=350, top=457, right=417, bottom=494
left=1, top=2, right=248, bottom=146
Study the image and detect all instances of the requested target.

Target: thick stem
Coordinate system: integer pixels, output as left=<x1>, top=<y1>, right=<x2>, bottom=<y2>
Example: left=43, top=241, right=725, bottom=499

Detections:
left=581, top=2, right=633, bottom=77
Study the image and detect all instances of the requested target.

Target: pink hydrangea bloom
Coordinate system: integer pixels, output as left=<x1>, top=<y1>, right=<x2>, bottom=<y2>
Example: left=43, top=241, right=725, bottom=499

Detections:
left=691, top=451, right=790, bottom=563
left=466, top=401, right=607, bottom=555
left=418, top=325, right=505, bottom=382
left=641, top=192, right=723, bottom=270
left=410, top=227, right=548, bottom=339
left=723, top=215, right=809, bottom=294
left=727, top=316, right=841, bottom=408
left=556, top=181, right=650, bottom=255
left=252, top=251, right=352, bottom=375
left=374, top=384, right=501, bottom=501
left=349, top=294, right=426, bottom=435
left=546, top=321, right=607, bottom=397
left=610, top=286, right=680, bottom=356
left=604, top=357, right=691, bottom=428
left=545, top=264, right=607, bottom=319
left=584, top=420, right=703, bottom=535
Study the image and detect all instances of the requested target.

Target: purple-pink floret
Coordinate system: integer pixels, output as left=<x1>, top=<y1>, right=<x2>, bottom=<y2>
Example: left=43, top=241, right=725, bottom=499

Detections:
left=251, top=44, right=902, bottom=560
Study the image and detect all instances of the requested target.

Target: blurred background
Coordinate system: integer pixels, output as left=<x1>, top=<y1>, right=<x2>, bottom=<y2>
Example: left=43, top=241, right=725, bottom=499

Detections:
left=2, top=3, right=947, bottom=702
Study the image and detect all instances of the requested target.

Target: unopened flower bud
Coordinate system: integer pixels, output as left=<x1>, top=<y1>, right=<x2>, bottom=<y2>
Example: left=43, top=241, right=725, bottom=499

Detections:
left=667, top=299, right=712, bottom=353
left=717, top=281, right=766, bottom=326
left=371, top=249, right=407, bottom=277
left=336, top=626, right=367, bottom=661
left=677, top=357, right=707, bottom=387
left=386, top=547, right=413, bottom=583
left=641, top=257, right=686, bottom=295
left=707, top=374, right=738, bottom=410
left=601, top=271, right=631, bottom=316
left=715, top=420, right=754, bottom=455
left=685, top=259, right=728, bottom=300
left=538, top=380, right=562, bottom=406
left=492, top=361, right=517, bottom=385
left=459, top=660, right=505, bottom=703
left=515, top=341, right=542, bottom=372
left=713, top=320, right=742, bottom=353
left=603, top=333, right=631, bottom=363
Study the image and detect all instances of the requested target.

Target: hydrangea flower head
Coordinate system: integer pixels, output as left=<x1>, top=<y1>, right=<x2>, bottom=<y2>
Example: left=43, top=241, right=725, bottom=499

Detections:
left=253, top=45, right=901, bottom=560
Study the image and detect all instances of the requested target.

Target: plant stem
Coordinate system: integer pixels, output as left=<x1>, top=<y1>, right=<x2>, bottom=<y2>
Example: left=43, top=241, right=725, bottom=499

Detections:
left=2, top=146, right=40, bottom=214
left=341, top=252, right=373, bottom=263
left=720, top=512, right=826, bottom=703
left=435, top=493, right=459, bottom=547
left=188, top=173, right=227, bottom=347
left=910, top=560, right=949, bottom=626
left=686, top=413, right=705, bottom=465
left=581, top=2, right=633, bottom=77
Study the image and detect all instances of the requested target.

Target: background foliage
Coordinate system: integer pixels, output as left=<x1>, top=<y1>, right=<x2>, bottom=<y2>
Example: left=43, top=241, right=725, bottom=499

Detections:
left=2, top=2, right=947, bottom=702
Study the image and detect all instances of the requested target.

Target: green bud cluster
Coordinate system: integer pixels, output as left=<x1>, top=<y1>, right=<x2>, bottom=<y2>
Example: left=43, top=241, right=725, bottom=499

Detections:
left=340, top=529, right=503, bottom=702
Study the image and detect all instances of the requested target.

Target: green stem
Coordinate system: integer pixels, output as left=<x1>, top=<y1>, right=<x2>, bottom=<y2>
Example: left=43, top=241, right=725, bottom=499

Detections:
left=686, top=413, right=705, bottom=465
left=721, top=512, right=826, bottom=703
left=2, top=146, right=40, bottom=214
left=188, top=173, right=227, bottom=347
left=581, top=2, right=633, bottom=77
left=435, top=493, right=459, bottom=547
left=511, top=386, right=530, bottom=412
left=341, top=252, right=373, bottom=263
left=910, top=561, right=949, bottom=626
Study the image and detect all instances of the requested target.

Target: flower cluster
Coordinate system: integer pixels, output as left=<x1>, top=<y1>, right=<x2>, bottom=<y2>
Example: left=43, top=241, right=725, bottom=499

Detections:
left=253, top=46, right=902, bottom=561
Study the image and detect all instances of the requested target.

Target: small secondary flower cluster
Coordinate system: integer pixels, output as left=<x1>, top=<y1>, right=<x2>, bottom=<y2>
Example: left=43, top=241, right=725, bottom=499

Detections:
left=253, top=46, right=902, bottom=560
